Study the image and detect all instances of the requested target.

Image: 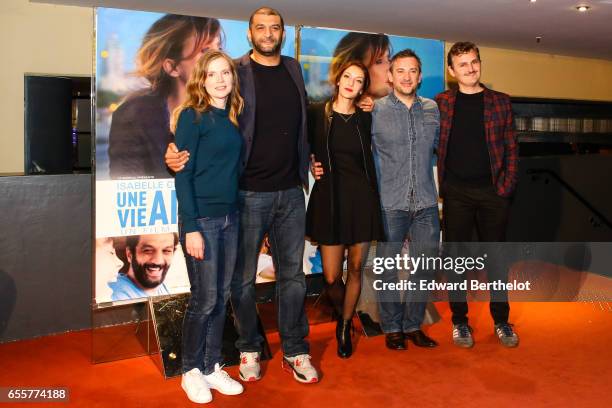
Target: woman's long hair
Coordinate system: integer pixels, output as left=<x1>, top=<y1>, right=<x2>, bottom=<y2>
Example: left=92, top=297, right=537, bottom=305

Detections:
left=136, top=15, right=223, bottom=96
left=170, top=50, right=244, bottom=132
left=329, top=32, right=390, bottom=86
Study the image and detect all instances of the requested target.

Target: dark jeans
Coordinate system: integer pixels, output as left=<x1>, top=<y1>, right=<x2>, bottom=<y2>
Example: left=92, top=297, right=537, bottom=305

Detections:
left=442, top=181, right=510, bottom=325
left=181, top=212, right=239, bottom=375
left=230, top=187, right=309, bottom=357
left=375, top=205, right=440, bottom=333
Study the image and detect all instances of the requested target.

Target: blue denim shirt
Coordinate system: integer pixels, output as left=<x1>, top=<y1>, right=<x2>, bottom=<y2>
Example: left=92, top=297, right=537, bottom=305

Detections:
left=372, top=92, right=440, bottom=212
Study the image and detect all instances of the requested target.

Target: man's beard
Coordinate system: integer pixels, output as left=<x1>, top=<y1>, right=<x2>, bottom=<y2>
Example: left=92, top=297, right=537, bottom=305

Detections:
left=132, top=260, right=169, bottom=289
left=394, top=84, right=417, bottom=98
left=252, top=37, right=282, bottom=57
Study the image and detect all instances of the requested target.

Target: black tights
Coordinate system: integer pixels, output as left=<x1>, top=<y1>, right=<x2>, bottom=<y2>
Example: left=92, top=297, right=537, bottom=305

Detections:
left=320, top=242, right=369, bottom=321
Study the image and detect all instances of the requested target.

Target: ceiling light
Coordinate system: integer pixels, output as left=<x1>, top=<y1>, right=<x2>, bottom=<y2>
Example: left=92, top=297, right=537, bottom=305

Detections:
left=576, top=5, right=590, bottom=12
left=530, top=0, right=537, bottom=3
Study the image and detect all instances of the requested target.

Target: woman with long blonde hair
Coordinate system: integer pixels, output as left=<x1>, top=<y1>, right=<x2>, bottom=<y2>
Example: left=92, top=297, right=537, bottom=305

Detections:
left=172, top=50, right=244, bottom=404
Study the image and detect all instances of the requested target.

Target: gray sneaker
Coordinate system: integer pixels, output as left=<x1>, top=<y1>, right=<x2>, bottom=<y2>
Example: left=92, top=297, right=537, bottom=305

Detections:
left=452, top=324, right=474, bottom=348
left=495, top=323, right=519, bottom=347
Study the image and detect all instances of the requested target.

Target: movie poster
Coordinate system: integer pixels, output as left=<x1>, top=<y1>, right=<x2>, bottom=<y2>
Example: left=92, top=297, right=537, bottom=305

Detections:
left=94, top=10, right=444, bottom=304
left=94, top=8, right=297, bottom=304
left=298, top=27, right=444, bottom=102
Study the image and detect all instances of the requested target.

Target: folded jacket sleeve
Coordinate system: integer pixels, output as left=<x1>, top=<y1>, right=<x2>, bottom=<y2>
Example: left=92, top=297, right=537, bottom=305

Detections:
left=174, top=108, right=200, bottom=233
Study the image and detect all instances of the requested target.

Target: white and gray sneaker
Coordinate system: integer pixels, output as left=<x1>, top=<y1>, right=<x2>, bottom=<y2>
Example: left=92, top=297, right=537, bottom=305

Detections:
left=239, top=351, right=261, bottom=382
left=282, top=354, right=319, bottom=384
left=495, top=323, right=519, bottom=347
left=181, top=367, right=212, bottom=404
left=204, top=363, right=244, bottom=395
left=452, top=324, right=475, bottom=348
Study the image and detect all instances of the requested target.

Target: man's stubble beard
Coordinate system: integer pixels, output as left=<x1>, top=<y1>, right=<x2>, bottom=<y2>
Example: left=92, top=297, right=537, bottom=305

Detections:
left=252, top=37, right=282, bottom=57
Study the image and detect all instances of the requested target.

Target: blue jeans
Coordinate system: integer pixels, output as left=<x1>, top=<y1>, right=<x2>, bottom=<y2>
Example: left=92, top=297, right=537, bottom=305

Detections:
left=375, top=205, right=440, bottom=333
left=230, top=187, right=309, bottom=357
left=181, top=212, right=238, bottom=375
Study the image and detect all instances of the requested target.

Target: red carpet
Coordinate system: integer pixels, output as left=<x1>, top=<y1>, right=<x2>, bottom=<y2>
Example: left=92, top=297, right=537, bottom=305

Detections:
left=1, top=302, right=610, bottom=407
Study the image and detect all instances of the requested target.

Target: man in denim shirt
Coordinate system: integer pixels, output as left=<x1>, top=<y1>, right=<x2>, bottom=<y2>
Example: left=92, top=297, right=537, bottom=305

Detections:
left=372, top=49, right=440, bottom=350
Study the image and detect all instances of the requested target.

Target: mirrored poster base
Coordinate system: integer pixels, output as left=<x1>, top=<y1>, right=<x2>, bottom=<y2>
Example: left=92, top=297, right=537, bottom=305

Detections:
left=92, top=301, right=158, bottom=364
left=149, top=294, right=272, bottom=379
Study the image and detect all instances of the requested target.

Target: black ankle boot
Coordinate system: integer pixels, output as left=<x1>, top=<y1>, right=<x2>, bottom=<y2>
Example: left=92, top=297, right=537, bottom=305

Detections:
left=336, top=318, right=353, bottom=358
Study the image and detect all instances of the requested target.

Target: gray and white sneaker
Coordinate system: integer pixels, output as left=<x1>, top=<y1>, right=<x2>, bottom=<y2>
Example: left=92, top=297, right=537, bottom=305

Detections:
left=204, top=363, right=244, bottom=395
left=452, top=324, right=474, bottom=348
left=495, top=323, right=519, bottom=347
left=239, top=351, right=261, bottom=382
left=282, top=354, right=319, bottom=384
left=181, top=367, right=212, bottom=404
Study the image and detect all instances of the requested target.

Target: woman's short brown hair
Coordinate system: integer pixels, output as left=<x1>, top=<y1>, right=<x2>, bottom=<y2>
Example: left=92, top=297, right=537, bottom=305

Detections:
left=329, top=60, right=370, bottom=105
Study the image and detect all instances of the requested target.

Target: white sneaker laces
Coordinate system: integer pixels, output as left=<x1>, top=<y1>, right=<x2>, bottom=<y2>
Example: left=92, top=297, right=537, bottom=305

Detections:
left=212, top=365, right=234, bottom=383
left=186, top=368, right=204, bottom=379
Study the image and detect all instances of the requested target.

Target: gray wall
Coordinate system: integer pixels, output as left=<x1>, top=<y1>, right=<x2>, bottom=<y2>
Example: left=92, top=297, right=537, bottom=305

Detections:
left=0, top=175, right=91, bottom=342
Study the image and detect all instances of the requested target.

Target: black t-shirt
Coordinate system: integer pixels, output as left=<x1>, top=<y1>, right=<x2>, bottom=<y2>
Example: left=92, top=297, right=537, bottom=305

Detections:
left=240, top=59, right=301, bottom=192
left=445, top=90, right=492, bottom=187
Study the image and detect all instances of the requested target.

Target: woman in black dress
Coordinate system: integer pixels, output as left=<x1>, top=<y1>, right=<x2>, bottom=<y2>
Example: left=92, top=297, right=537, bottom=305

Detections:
left=306, top=60, right=384, bottom=358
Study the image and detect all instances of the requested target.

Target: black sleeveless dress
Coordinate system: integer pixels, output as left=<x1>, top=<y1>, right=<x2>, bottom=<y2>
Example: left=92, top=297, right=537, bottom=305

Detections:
left=306, top=110, right=384, bottom=245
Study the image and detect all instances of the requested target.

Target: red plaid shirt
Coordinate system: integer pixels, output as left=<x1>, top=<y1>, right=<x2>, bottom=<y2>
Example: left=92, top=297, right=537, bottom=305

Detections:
left=435, top=86, right=519, bottom=197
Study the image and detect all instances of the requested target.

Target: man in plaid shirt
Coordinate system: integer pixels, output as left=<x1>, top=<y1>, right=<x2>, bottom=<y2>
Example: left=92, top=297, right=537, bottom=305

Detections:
left=435, top=42, right=519, bottom=348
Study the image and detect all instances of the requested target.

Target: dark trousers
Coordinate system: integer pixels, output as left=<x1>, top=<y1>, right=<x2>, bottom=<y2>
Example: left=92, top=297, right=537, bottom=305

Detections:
left=442, top=181, right=510, bottom=325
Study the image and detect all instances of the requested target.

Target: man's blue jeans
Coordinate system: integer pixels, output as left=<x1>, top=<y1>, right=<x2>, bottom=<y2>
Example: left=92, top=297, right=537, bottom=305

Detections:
left=375, top=205, right=440, bottom=333
left=230, top=187, right=309, bottom=357
left=181, top=212, right=238, bottom=375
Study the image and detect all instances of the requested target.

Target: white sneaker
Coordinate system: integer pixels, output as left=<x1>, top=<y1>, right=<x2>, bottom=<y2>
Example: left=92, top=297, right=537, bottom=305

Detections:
left=282, top=354, right=319, bottom=384
left=204, top=363, right=244, bottom=395
left=239, top=351, right=261, bottom=382
left=181, top=368, right=212, bottom=404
